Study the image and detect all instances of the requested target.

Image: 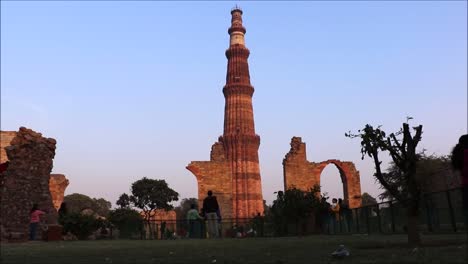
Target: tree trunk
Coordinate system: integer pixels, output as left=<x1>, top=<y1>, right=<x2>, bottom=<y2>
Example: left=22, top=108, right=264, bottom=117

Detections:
left=407, top=204, right=421, bottom=246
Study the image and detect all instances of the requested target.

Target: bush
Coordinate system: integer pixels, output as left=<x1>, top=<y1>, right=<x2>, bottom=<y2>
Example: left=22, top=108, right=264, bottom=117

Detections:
left=108, top=208, right=143, bottom=239
left=61, top=213, right=103, bottom=240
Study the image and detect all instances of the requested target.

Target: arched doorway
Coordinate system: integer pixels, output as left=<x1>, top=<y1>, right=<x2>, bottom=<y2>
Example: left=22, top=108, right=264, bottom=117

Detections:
left=319, top=163, right=347, bottom=201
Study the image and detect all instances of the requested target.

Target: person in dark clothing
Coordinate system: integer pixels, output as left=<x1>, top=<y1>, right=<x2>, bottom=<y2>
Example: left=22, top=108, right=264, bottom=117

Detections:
left=58, top=202, right=67, bottom=220
left=319, top=197, right=331, bottom=234
left=202, top=190, right=220, bottom=238
left=338, top=198, right=352, bottom=232
left=253, top=212, right=264, bottom=237
left=160, top=221, right=166, bottom=240
left=451, top=134, right=468, bottom=229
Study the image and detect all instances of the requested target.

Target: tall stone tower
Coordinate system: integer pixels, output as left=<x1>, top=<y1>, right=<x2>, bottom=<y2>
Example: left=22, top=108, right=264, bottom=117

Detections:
left=187, top=7, right=264, bottom=220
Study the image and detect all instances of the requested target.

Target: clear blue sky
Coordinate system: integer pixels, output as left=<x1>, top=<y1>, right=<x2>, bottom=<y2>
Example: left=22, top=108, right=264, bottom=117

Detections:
left=1, top=1, right=466, bottom=206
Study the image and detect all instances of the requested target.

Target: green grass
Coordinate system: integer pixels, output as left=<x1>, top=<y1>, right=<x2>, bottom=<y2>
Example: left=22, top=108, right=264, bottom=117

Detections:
left=1, top=234, right=467, bottom=264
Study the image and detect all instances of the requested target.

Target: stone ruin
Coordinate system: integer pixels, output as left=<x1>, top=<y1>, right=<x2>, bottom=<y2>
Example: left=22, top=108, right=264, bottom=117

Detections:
left=49, top=174, right=70, bottom=210
left=283, top=137, right=362, bottom=208
left=0, top=127, right=68, bottom=240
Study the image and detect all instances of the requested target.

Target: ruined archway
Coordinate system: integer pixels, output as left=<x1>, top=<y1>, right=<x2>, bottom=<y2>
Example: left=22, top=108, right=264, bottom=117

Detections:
left=283, top=137, right=362, bottom=208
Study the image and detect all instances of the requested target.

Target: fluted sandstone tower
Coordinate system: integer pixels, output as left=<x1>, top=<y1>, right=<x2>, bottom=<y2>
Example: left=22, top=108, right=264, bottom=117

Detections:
left=187, top=8, right=264, bottom=220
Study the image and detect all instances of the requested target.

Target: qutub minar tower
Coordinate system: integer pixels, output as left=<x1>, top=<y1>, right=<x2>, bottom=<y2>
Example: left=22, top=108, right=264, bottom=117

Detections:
left=187, top=7, right=264, bottom=220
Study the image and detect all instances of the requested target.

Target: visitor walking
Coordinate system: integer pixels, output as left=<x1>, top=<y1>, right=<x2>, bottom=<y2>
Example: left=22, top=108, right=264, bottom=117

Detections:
left=187, top=204, right=203, bottom=238
left=29, top=204, right=45, bottom=241
left=202, top=190, right=220, bottom=238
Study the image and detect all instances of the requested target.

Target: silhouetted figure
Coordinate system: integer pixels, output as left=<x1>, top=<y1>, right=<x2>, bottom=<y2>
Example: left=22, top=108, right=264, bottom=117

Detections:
left=451, top=134, right=468, bottom=228
left=160, top=221, right=166, bottom=240
left=58, top=202, right=67, bottom=220
left=319, top=197, right=331, bottom=234
left=338, top=198, right=352, bottom=232
left=253, top=212, right=264, bottom=237
left=331, top=198, right=340, bottom=234
left=29, top=204, right=45, bottom=240
left=202, top=190, right=220, bottom=238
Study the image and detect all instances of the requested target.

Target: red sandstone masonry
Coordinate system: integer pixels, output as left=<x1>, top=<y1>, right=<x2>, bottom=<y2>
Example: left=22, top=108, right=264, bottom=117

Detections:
left=0, top=127, right=59, bottom=241
left=187, top=9, right=264, bottom=220
left=283, top=137, right=362, bottom=208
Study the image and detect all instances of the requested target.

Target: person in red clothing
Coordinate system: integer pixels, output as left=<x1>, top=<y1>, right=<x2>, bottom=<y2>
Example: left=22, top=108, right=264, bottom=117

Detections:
left=29, top=203, right=45, bottom=241
left=451, top=134, right=468, bottom=229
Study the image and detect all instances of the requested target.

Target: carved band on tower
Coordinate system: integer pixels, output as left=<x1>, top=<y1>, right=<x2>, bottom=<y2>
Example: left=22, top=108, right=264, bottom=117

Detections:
left=187, top=8, right=264, bottom=220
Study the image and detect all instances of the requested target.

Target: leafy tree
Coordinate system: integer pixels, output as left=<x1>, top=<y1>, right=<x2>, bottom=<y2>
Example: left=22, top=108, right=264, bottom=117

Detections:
left=64, top=193, right=111, bottom=217
left=120, top=177, right=179, bottom=238
left=346, top=121, right=423, bottom=246
left=93, top=198, right=112, bottom=217
left=116, top=193, right=131, bottom=209
left=361, top=192, right=378, bottom=206
left=174, top=198, right=198, bottom=221
left=379, top=152, right=454, bottom=200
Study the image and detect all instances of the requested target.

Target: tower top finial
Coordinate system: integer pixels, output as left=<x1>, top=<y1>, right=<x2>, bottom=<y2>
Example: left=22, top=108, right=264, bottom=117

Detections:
left=231, top=5, right=243, bottom=15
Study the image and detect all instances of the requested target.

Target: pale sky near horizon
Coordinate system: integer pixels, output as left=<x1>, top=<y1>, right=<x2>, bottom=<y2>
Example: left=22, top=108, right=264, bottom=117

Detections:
left=1, top=1, right=467, bottom=207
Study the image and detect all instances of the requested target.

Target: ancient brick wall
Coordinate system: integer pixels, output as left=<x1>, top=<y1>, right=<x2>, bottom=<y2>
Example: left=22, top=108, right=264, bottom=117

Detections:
left=0, top=127, right=58, bottom=240
left=187, top=141, right=233, bottom=219
left=283, top=137, right=362, bottom=208
left=1, top=131, right=69, bottom=212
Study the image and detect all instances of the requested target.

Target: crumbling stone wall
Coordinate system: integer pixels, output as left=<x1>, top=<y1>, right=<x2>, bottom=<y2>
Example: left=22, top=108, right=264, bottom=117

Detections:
left=49, top=174, right=70, bottom=210
left=0, top=127, right=58, bottom=240
left=187, top=141, right=233, bottom=219
left=1, top=131, right=69, bottom=212
left=283, top=137, right=362, bottom=208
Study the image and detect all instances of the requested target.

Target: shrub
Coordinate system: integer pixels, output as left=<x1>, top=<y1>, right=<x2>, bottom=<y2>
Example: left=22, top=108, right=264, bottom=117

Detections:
left=61, top=213, right=102, bottom=240
left=108, top=208, right=143, bottom=239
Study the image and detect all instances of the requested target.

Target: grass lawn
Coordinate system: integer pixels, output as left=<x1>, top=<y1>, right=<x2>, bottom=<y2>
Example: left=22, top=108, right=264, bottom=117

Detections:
left=1, top=234, right=467, bottom=264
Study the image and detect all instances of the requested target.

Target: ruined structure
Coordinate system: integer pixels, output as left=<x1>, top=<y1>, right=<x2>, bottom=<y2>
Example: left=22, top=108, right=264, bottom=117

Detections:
left=1, top=130, right=69, bottom=211
left=187, top=8, right=264, bottom=220
left=49, top=174, right=70, bottom=210
left=283, top=137, right=362, bottom=208
left=0, top=127, right=59, bottom=240
left=0, top=131, right=16, bottom=164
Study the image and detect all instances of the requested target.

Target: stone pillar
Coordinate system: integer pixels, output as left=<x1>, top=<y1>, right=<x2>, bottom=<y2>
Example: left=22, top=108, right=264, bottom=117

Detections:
left=49, top=174, right=70, bottom=210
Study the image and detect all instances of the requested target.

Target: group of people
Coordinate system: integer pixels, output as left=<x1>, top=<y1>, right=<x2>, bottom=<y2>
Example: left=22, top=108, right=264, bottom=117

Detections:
left=186, top=190, right=221, bottom=239
left=319, top=197, right=352, bottom=234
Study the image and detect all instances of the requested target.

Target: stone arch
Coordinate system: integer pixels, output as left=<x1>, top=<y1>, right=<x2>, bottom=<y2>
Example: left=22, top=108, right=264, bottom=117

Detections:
left=283, top=137, right=362, bottom=208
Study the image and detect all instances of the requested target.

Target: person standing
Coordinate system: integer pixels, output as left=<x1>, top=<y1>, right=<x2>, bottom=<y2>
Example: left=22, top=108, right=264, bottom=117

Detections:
left=29, top=204, right=45, bottom=241
left=339, top=198, right=353, bottom=233
left=187, top=204, right=203, bottom=238
left=319, top=197, right=331, bottom=234
left=202, top=190, right=220, bottom=238
left=451, top=134, right=468, bottom=228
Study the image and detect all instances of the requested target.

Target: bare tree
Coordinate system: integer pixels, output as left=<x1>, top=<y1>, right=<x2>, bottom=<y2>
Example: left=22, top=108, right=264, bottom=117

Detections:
left=346, top=121, right=423, bottom=246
